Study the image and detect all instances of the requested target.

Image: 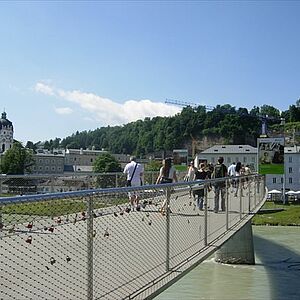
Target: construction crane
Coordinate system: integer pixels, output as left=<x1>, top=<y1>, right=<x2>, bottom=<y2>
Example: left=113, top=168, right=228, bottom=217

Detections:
left=165, top=99, right=214, bottom=111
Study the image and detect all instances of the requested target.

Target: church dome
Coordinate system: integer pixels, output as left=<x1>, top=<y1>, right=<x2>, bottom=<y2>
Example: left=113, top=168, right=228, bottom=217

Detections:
left=0, top=112, right=13, bottom=130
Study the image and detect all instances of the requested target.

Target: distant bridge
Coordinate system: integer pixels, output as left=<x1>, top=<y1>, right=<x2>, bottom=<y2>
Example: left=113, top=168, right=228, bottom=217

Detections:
left=0, top=175, right=267, bottom=299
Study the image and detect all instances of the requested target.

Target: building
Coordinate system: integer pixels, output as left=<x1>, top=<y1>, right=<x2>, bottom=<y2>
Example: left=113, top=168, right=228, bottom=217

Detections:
left=0, top=111, right=13, bottom=153
left=194, top=145, right=258, bottom=171
left=31, top=149, right=65, bottom=174
left=266, top=146, right=300, bottom=192
left=64, top=148, right=108, bottom=173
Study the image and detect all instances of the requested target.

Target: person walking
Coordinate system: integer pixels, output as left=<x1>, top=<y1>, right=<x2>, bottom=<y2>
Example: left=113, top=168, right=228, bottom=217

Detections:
left=123, top=156, right=144, bottom=208
left=234, top=162, right=243, bottom=197
left=212, top=157, right=228, bottom=213
left=156, top=157, right=178, bottom=214
left=193, top=163, right=209, bottom=210
left=186, top=161, right=197, bottom=198
left=228, top=162, right=236, bottom=190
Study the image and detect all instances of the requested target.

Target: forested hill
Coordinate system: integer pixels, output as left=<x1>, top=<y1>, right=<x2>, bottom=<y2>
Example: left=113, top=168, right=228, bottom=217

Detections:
left=37, top=103, right=300, bottom=157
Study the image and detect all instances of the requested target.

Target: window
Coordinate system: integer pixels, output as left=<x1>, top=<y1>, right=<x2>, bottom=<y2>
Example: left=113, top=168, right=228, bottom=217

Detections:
left=289, top=177, right=293, bottom=184
left=90, top=158, right=93, bottom=163
left=289, top=167, right=293, bottom=173
left=252, top=157, right=256, bottom=163
left=281, top=177, right=283, bottom=184
left=273, top=178, right=277, bottom=184
left=227, top=157, right=231, bottom=164
left=211, top=157, right=215, bottom=163
left=243, top=157, right=247, bottom=163
left=289, top=157, right=293, bottom=163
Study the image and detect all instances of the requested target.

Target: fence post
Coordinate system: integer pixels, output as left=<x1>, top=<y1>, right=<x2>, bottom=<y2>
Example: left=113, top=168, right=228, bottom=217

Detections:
left=165, top=187, right=171, bottom=272
left=248, top=177, right=251, bottom=213
left=115, top=173, right=118, bottom=188
left=254, top=177, right=257, bottom=206
left=87, top=195, right=94, bottom=300
left=204, top=184, right=208, bottom=246
left=239, top=182, right=242, bottom=220
left=50, top=176, right=54, bottom=193
left=226, top=179, right=229, bottom=230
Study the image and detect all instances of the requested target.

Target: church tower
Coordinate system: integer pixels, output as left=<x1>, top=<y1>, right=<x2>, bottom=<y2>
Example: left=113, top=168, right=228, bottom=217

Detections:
left=0, top=111, right=14, bottom=153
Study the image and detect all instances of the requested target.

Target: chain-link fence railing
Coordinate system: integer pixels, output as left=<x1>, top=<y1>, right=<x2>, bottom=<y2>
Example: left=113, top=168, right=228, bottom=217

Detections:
left=0, top=171, right=189, bottom=196
left=0, top=175, right=266, bottom=299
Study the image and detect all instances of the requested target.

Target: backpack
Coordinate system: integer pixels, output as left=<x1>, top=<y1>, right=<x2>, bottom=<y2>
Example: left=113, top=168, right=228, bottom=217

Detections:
left=214, top=164, right=225, bottom=178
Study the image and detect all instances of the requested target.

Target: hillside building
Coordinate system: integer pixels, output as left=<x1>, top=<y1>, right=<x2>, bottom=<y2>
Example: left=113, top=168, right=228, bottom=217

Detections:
left=194, top=145, right=258, bottom=171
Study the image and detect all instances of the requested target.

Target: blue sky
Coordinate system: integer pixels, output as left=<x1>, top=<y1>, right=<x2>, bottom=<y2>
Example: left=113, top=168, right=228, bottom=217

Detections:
left=1, top=1, right=299, bottom=144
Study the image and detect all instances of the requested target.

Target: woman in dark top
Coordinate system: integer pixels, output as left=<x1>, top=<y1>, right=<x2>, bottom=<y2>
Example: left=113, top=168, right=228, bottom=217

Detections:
left=193, top=163, right=209, bottom=210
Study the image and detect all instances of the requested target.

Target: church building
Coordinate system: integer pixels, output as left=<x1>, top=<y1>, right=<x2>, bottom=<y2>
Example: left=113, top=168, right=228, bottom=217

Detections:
left=0, top=111, right=14, bottom=153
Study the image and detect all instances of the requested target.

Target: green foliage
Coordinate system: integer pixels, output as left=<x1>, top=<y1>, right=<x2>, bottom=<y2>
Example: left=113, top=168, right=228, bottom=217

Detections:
left=93, top=153, right=122, bottom=173
left=145, top=159, right=161, bottom=171
left=0, top=142, right=34, bottom=174
left=40, top=100, right=300, bottom=156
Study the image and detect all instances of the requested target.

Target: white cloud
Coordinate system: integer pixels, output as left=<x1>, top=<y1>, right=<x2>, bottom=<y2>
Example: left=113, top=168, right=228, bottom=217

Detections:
left=35, top=82, right=181, bottom=126
left=35, top=82, right=55, bottom=96
left=54, top=107, right=73, bottom=115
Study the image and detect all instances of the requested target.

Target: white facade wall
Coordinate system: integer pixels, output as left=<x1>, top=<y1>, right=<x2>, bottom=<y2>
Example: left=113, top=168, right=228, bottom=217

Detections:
left=195, top=145, right=257, bottom=171
left=266, top=146, right=300, bottom=191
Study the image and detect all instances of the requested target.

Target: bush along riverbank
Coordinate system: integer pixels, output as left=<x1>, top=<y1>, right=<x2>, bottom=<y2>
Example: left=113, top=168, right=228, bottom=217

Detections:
left=252, top=201, right=300, bottom=226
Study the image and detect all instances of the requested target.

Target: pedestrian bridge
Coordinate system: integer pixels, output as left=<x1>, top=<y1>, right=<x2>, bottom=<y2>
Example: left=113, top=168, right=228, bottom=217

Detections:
left=0, top=175, right=267, bottom=299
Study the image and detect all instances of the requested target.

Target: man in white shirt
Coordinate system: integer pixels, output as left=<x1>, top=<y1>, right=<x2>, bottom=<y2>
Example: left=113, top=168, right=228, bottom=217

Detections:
left=123, top=156, right=144, bottom=207
left=228, top=162, right=236, bottom=190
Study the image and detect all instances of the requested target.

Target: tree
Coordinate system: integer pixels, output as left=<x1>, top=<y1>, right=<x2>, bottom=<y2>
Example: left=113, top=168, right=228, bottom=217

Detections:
left=260, top=105, right=280, bottom=118
left=0, top=142, right=34, bottom=174
left=93, top=153, right=122, bottom=188
left=25, top=141, right=36, bottom=152
left=93, top=153, right=121, bottom=173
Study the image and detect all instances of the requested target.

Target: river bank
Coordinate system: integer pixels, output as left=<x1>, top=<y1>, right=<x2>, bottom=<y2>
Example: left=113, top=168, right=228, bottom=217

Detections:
left=252, top=201, right=300, bottom=226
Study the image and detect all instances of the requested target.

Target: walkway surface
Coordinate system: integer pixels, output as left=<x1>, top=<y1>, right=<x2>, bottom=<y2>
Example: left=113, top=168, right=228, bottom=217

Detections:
left=0, top=182, right=265, bottom=299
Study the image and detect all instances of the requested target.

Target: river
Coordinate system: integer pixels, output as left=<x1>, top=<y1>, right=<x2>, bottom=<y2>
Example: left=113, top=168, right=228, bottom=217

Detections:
left=154, top=226, right=300, bottom=300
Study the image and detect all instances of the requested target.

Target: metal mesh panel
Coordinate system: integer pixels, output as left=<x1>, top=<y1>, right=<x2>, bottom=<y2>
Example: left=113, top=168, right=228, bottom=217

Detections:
left=0, top=175, right=266, bottom=299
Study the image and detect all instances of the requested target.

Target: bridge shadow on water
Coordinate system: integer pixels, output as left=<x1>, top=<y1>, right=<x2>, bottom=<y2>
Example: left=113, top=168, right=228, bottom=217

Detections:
left=254, top=231, right=300, bottom=300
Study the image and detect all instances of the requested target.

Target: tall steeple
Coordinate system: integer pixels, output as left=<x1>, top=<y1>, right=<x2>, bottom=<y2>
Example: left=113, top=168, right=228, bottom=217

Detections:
left=0, top=111, right=14, bottom=153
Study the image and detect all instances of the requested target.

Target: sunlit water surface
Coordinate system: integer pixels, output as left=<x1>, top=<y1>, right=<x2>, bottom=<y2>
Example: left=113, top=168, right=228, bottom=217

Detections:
left=155, top=226, right=300, bottom=300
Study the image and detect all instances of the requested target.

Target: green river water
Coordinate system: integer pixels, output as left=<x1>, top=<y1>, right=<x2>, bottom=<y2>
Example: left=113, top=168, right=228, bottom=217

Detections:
left=155, top=226, right=300, bottom=300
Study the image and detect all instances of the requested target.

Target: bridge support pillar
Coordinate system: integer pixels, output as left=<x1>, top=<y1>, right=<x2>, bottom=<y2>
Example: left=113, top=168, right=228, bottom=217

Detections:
left=215, top=220, right=255, bottom=264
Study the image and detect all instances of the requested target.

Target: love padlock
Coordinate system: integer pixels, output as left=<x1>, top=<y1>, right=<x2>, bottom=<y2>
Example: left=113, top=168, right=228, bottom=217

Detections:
left=27, top=222, right=33, bottom=229
left=26, top=236, right=32, bottom=244
left=66, top=256, right=71, bottom=262
left=50, top=257, right=56, bottom=265
left=56, top=217, right=62, bottom=224
left=48, top=225, right=54, bottom=233
left=104, top=229, right=109, bottom=238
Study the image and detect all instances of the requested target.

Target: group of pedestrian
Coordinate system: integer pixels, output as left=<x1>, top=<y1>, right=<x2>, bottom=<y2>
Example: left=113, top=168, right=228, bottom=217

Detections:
left=123, top=156, right=178, bottom=212
left=123, top=155, right=252, bottom=214
left=228, top=161, right=252, bottom=197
